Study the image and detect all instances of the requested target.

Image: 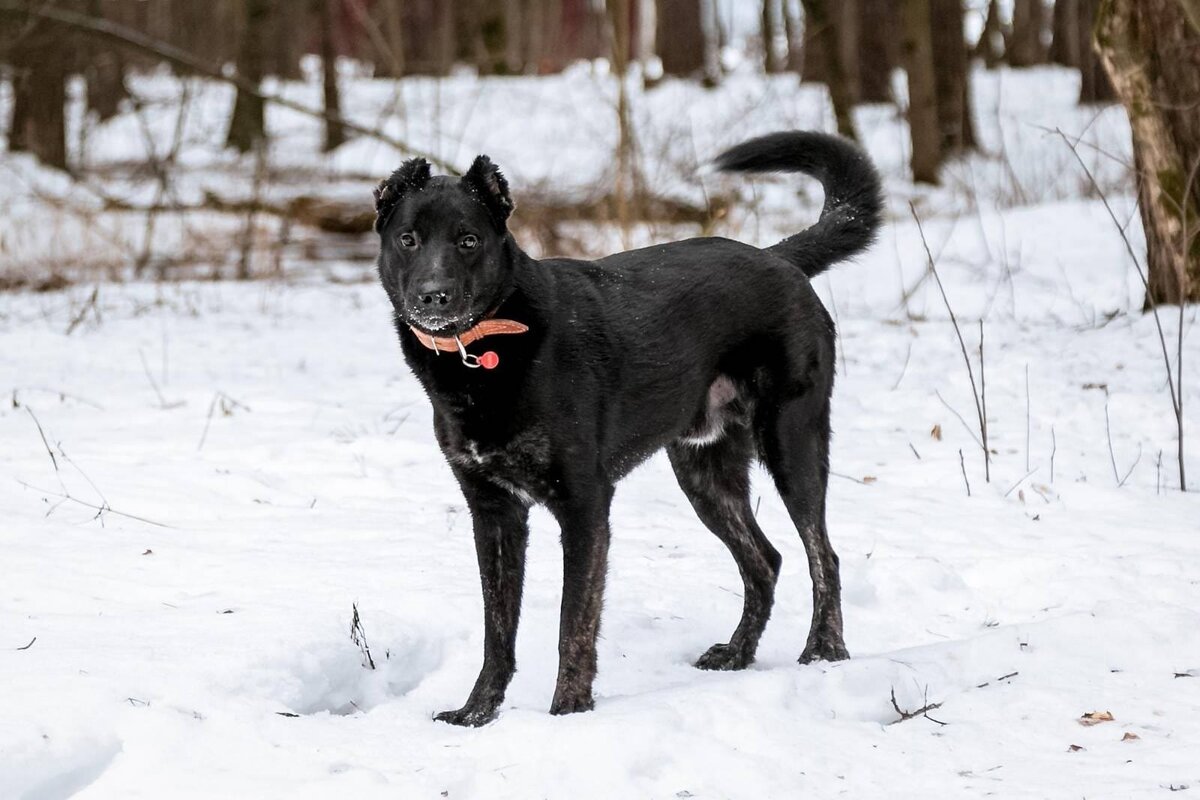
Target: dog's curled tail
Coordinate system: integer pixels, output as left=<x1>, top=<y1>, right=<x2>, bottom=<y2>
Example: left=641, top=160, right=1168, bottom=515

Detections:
left=713, top=131, right=884, bottom=279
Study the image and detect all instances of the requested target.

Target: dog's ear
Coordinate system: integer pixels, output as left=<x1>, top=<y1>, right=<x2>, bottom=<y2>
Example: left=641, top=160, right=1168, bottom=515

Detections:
left=373, top=157, right=432, bottom=233
left=461, top=155, right=515, bottom=229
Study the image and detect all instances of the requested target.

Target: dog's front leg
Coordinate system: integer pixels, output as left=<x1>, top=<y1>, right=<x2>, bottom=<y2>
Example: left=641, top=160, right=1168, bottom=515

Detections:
left=549, top=490, right=613, bottom=715
left=435, top=479, right=530, bottom=727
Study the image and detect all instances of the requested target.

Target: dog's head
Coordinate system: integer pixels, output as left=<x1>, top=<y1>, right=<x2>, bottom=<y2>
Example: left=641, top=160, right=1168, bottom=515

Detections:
left=374, top=155, right=516, bottom=336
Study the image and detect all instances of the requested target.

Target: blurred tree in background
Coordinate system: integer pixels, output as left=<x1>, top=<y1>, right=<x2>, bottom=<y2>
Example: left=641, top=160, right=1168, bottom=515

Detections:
left=1096, top=0, right=1200, bottom=305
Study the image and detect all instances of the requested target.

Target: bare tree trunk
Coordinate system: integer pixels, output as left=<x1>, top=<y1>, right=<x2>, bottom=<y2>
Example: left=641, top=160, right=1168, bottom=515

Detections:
left=1096, top=0, right=1200, bottom=306
left=657, top=0, right=707, bottom=78
left=901, top=0, right=941, bottom=183
left=801, top=5, right=827, bottom=82
left=84, top=0, right=128, bottom=121
left=930, top=0, right=977, bottom=153
left=608, top=0, right=635, bottom=246
left=858, top=0, right=894, bottom=103
left=1078, top=0, right=1115, bottom=102
left=975, top=0, right=1007, bottom=67
left=534, top=0, right=568, bottom=72
left=318, top=0, right=346, bottom=151
left=1010, top=0, right=1048, bottom=66
left=268, top=0, right=305, bottom=79
left=762, top=0, right=784, bottom=73
left=380, top=0, right=406, bottom=76
left=560, top=0, right=606, bottom=62
left=800, top=0, right=858, bottom=140
left=503, top=0, right=524, bottom=72
left=783, top=0, right=805, bottom=72
left=397, top=0, right=451, bottom=74
left=7, top=25, right=69, bottom=170
left=226, top=0, right=270, bottom=153
left=837, top=0, right=861, bottom=106
left=1050, top=0, right=1081, bottom=66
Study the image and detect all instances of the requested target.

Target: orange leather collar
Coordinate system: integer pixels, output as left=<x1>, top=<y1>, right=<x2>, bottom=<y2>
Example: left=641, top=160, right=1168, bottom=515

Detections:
left=409, top=318, right=529, bottom=353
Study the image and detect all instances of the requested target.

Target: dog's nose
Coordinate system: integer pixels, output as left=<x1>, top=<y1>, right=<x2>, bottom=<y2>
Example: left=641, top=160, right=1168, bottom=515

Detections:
left=415, top=284, right=457, bottom=308
left=420, top=291, right=451, bottom=307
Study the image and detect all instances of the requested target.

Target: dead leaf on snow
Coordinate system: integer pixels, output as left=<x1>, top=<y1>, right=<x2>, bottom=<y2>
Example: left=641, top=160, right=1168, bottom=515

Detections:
left=862, top=476, right=877, bottom=484
left=1078, top=710, right=1115, bottom=726
left=1122, top=732, right=1140, bottom=741
left=1068, top=744, right=1085, bottom=752
left=930, top=424, right=943, bottom=441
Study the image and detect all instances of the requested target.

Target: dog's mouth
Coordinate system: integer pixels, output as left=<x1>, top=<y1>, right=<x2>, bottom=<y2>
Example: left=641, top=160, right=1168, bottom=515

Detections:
left=404, top=309, right=479, bottom=338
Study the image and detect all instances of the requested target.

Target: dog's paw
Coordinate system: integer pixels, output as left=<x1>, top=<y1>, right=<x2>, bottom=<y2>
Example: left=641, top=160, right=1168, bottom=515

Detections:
left=433, top=704, right=498, bottom=727
left=549, top=691, right=595, bottom=716
left=798, top=637, right=850, bottom=665
left=693, top=642, right=754, bottom=671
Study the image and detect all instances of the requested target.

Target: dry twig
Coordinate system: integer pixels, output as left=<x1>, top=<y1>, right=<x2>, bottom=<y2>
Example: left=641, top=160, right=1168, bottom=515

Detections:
left=911, top=204, right=990, bottom=482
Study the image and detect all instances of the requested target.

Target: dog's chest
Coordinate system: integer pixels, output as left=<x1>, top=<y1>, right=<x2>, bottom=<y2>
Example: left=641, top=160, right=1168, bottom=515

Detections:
left=444, top=425, right=555, bottom=504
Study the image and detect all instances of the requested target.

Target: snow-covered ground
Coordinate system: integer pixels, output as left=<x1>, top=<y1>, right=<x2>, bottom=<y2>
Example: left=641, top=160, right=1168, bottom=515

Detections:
left=3, top=205, right=1198, bottom=798
left=2, top=61, right=1199, bottom=799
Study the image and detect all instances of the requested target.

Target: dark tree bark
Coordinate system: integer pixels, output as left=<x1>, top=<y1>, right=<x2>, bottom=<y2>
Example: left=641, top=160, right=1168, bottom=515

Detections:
left=226, top=0, right=270, bottom=153
left=1050, top=0, right=1081, bottom=66
left=560, top=0, right=607, bottom=63
left=762, top=0, right=784, bottom=73
left=520, top=0, right=567, bottom=73
left=837, top=0, right=861, bottom=106
left=975, top=0, right=1007, bottom=67
left=397, top=0, right=452, bottom=75
left=317, top=0, right=346, bottom=151
left=376, top=0, right=405, bottom=76
left=1096, top=0, right=1200, bottom=305
left=858, top=0, right=895, bottom=103
left=800, top=0, right=859, bottom=140
left=783, top=0, right=805, bottom=72
left=1009, top=0, right=1048, bottom=66
left=84, top=0, right=128, bottom=121
left=6, top=22, right=69, bottom=170
left=901, top=0, right=941, bottom=183
left=657, top=0, right=707, bottom=78
left=1077, top=0, right=1115, bottom=102
left=930, top=0, right=977, bottom=153
left=800, top=1, right=827, bottom=81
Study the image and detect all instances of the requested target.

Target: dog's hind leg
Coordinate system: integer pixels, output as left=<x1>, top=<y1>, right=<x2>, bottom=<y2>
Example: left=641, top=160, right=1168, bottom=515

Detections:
left=759, top=394, right=849, bottom=664
left=668, top=427, right=782, bottom=670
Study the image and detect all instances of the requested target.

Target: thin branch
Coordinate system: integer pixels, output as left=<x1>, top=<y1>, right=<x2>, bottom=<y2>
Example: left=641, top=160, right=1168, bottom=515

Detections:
left=935, top=390, right=984, bottom=450
left=911, top=203, right=990, bottom=482
left=138, top=349, right=183, bottom=409
left=1050, top=425, right=1057, bottom=484
left=1056, top=128, right=1184, bottom=491
left=888, top=686, right=947, bottom=726
left=16, top=479, right=171, bottom=528
left=1004, top=468, right=1037, bottom=498
left=959, top=448, right=971, bottom=497
left=350, top=603, right=376, bottom=671
left=25, top=407, right=60, bottom=475
left=1104, top=398, right=1121, bottom=486
left=65, top=286, right=100, bottom=335
left=1024, top=364, right=1031, bottom=473
left=979, top=320, right=989, bottom=481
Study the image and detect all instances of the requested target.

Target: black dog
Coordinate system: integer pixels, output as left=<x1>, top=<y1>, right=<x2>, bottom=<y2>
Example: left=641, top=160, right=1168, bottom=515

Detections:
left=374, top=131, right=883, bottom=726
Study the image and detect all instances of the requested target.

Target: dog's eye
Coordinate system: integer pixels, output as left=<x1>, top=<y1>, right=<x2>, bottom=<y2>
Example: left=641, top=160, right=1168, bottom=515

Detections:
left=399, top=233, right=417, bottom=248
left=459, top=234, right=479, bottom=250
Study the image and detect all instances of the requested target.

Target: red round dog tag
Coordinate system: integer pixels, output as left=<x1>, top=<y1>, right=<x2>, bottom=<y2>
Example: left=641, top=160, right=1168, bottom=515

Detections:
left=479, top=351, right=500, bottom=370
